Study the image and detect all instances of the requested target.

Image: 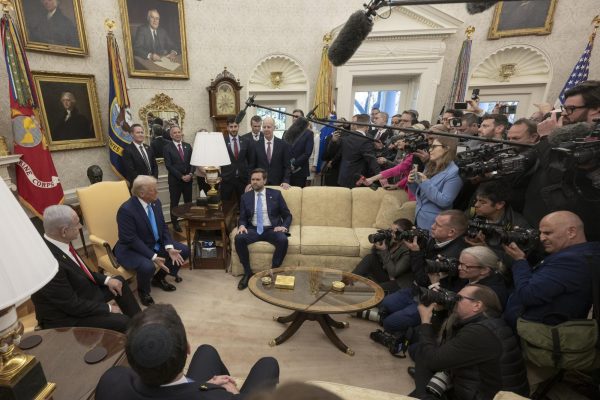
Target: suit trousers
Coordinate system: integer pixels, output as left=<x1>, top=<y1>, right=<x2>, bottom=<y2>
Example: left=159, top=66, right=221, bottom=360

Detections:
left=220, top=177, right=247, bottom=202
left=187, top=344, right=279, bottom=397
left=169, top=180, right=193, bottom=223
left=118, top=242, right=190, bottom=294
left=72, top=276, right=141, bottom=333
left=234, top=227, right=288, bottom=276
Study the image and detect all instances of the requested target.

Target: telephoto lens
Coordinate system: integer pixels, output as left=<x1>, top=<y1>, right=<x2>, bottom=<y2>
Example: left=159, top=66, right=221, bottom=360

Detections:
left=426, top=371, right=452, bottom=397
left=355, top=308, right=381, bottom=323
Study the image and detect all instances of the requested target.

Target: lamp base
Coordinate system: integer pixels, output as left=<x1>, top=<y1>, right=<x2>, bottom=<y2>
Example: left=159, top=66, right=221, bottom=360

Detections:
left=0, top=354, right=55, bottom=400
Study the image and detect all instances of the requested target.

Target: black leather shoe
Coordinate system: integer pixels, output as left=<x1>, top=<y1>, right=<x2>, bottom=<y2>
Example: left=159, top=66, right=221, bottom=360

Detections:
left=139, top=293, right=155, bottom=307
left=172, top=221, right=182, bottom=232
left=407, top=366, right=415, bottom=379
left=237, top=275, right=250, bottom=290
left=174, top=275, right=183, bottom=283
left=152, top=277, right=176, bottom=292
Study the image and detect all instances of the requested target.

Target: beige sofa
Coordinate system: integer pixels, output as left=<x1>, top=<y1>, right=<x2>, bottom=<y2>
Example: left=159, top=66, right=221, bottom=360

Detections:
left=229, top=186, right=416, bottom=276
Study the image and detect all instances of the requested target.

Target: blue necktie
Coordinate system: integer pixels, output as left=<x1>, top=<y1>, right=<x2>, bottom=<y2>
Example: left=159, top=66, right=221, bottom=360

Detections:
left=256, top=193, right=264, bottom=235
left=147, top=204, right=160, bottom=251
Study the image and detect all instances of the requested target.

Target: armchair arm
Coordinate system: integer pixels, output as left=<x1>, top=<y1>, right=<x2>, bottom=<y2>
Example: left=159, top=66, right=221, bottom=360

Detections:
left=88, top=234, right=120, bottom=271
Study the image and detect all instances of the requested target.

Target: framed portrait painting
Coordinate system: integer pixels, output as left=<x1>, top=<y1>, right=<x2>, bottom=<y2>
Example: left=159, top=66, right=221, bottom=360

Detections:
left=32, top=71, right=104, bottom=151
left=14, top=0, right=88, bottom=56
left=119, top=0, right=189, bottom=79
left=488, top=0, right=558, bottom=39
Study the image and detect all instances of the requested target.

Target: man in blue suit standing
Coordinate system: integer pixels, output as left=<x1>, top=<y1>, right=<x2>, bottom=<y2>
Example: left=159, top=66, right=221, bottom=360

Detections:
left=286, top=110, right=314, bottom=188
left=115, top=175, right=190, bottom=306
left=235, top=168, right=292, bottom=290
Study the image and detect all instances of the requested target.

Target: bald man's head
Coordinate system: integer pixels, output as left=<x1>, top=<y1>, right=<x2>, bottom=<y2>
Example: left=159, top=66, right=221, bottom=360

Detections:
left=539, top=211, right=586, bottom=253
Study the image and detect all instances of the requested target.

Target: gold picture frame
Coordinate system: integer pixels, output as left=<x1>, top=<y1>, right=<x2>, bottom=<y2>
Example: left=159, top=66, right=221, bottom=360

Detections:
left=14, top=0, right=88, bottom=56
left=138, top=92, right=186, bottom=143
left=119, top=0, right=189, bottom=79
left=32, top=71, right=104, bottom=151
left=488, top=0, right=558, bottom=40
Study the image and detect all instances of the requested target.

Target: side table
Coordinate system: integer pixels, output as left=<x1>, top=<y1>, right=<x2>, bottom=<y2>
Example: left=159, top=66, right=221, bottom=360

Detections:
left=172, top=201, right=236, bottom=269
left=20, top=327, right=127, bottom=400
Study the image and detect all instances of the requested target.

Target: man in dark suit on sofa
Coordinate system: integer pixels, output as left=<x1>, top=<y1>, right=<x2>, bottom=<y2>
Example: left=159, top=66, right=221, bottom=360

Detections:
left=96, top=304, right=279, bottom=399
left=32, top=205, right=141, bottom=333
left=122, top=123, right=159, bottom=186
left=251, top=116, right=291, bottom=188
left=234, top=168, right=292, bottom=290
left=163, top=125, right=193, bottom=232
left=114, top=175, right=190, bottom=306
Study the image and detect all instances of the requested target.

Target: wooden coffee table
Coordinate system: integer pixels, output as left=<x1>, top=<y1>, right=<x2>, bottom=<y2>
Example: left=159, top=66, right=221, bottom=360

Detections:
left=248, top=266, right=384, bottom=356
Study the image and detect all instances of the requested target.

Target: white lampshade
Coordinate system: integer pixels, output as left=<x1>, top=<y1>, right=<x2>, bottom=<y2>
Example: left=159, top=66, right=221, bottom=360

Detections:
left=0, top=178, right=58, bottom=311
left=190, top=131, right=231, bottom=167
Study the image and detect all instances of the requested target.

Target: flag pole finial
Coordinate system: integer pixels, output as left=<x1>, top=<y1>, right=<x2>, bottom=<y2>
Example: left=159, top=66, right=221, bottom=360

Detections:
left=1, top=0, right=13, bottom=14
left=105, top=19, right=116, bottom=33
left=593, top=15, right=600, bottom=28
left=465, top=26, right=475, bottom=40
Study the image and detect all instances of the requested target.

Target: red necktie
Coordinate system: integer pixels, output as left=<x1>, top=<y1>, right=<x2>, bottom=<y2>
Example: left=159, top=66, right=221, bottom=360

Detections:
left=266, top=141, right=272, bottom=163
left=177, top=143, right=184, bottom=161
left=68, top=244, right=96, bottom=283
left=233, top=137, right=239, bottom=159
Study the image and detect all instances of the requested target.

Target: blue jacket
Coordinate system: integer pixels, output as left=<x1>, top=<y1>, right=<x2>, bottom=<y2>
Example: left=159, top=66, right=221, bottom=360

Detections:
left=408, top=162, right=463, bottom=230
left=239, top=188, right=292, bottom=230
left=504, top=241, right=600, bottom=328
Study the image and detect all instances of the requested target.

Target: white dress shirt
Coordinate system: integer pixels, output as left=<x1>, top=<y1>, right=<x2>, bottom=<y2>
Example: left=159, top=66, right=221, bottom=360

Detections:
left=251, top=188, right=271, bottom=228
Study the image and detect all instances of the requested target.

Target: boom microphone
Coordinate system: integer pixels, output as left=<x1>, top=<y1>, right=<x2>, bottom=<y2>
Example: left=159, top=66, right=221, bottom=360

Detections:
left=283, top=116, right=310, bottom=144
left=328, top=10, right=374, bottom=67
left=548, top=122, right=595, bottom=146
left=235, top=95, right=256, bottom=124
left=306, top=104, right=319, bottom=119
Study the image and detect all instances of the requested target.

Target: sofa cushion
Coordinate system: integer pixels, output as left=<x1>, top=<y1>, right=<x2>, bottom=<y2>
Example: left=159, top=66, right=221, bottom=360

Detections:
left=301, top=226, right=359, bottom=256
left=374, top=195, right=416, bottom=229
left=351, top=188, right=387, bottom=228
left=301, top=187, right=352, bottom=227
left=230, top=225, right=301, bottom=254
left=267, top=186, right=302, bottom=226
left=353, top=227, right=379, bottom=257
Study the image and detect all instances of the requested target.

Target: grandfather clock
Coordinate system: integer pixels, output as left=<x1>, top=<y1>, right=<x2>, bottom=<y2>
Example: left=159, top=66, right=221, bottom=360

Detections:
left=207, top=68, right=243, bottom=135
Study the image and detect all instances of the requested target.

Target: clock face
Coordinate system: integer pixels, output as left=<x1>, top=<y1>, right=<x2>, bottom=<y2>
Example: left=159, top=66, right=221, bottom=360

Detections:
left=216, top=83, right=236, bottom=115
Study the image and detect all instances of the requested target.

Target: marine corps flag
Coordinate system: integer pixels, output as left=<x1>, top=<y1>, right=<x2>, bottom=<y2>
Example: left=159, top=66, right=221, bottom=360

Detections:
left=106, top=25, right=132, bottom=179
left=1, top=11, right=63, bottom=217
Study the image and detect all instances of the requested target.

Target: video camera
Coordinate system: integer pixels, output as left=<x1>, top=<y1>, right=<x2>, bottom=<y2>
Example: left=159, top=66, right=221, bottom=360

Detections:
left=425, top=255, right=459, bottom=276
left=455, top=143, right=505, bottom=168
left=403, top=133, right=429, bottom=153
left=467, top=217, right=540, bottom=250
left=551, top=120, right=600, bottom=177
left=460, top=150, right=534, bottom=180
left=368, top=227, right=429, bottom=244
left=414, top=285, right=459, bottom=308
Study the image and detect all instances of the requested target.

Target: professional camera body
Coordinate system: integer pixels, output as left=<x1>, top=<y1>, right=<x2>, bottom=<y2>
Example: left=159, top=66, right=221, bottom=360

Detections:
left=425, top=255, right=459, bottom=276
left=368, top=228, right=429, bottom=244
left=455, top=143, right=505, bottom=169
left=467, top=217, right=540, bottom=250
left=369, top=329, right=410, bottom=357
left=459, top=143, right=534, bottom=180
left=414, top=285, right=460, bottom=308
left=404, top=133, right=429, bottom=153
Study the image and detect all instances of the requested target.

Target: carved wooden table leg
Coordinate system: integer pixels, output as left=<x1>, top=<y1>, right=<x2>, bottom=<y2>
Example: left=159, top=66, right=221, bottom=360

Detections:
left=269, top=313, right=308, bottom=347
left=316, top=314, right=354, bottom=356
left=273, top=311, right=298, bottom=324
left=324, top=314, right=349, bottom=329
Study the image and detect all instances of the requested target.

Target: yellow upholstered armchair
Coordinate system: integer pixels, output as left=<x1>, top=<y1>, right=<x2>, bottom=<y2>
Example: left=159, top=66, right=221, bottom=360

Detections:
left=76, top=180, right=134, bottom=279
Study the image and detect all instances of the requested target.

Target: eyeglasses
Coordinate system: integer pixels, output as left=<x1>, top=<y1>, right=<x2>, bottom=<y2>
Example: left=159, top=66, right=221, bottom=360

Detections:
left=429, top=144, right=446, bottom=150
left=458, top=294, right=479, bottom=302
left=560, top=105, right=587, bottom=115
left=458, top=262, right=483, bottom=270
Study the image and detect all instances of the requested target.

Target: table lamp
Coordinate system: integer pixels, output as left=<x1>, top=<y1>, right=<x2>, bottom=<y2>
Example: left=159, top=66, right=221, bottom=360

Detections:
left=0, top=178, right=58, bottom=399
left=190, top=131, right=231, bottom=210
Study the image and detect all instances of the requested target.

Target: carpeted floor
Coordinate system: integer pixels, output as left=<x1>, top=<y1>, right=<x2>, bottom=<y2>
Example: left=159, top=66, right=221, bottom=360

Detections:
left=151, top=268, right=415, bottom=395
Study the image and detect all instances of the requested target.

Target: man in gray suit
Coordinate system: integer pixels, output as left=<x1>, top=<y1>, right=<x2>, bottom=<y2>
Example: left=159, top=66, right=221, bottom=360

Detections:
left=133, top=9, right=178, bottom=62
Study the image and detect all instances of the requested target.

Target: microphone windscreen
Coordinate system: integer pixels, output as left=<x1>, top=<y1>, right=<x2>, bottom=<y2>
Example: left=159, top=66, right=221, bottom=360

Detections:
left=466, top=1, right=498, bottom=14
left=235, top=109, right=246, bottom=125
left=548, top=122, right=593, bottom=145
left=283, top=117, right=310, bottom=144
left=328, top=11, right=373, bottom=67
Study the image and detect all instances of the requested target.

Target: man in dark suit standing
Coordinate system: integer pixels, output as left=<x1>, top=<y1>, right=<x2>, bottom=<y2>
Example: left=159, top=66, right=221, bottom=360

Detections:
left=96, top=304, right=279, bottom=399
left=234, top=169, right=292, bottom=290
left=133, top=9, right=178, bottom=62
left=286, top=110, right=314, bottom=188
left=242, top=115, right=264, bottom=144
left=221, top=117, right=255, bottom=202
left=29, top=0, right=79, bottom=47
left=251, top=116, right=291, bottom=188
left=122, top=124, right=158, bottom=186
left=163, top=125, right=193, bottom=232
left=32, top=205, right=141, bottom=333
left=114, top=176, right=190, bottom=306
left=326, top=114, right=380, bottom=188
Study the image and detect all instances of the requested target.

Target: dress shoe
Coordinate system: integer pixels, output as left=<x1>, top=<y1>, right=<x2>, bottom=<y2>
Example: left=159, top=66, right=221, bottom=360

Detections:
left=139, top=293, right=155, bottom=307
left=172, top=221, right=182, bottom=233
left=174, top=275, right=183, bottom=283
left=237, top=275, right=250, bottom=290
left=407, top=366, right=415, bottom=379
left=152, top=277, right=176, bottom=292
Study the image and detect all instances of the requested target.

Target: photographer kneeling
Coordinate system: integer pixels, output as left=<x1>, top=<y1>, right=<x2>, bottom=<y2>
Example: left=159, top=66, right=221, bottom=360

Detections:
left=352, top=218, right=413, bottom=294
left=412, top=284, right=528, bottom=400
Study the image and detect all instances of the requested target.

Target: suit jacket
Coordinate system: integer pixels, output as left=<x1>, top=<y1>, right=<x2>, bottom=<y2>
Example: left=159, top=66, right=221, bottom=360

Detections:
left=114, top=197, right=174, bottom=262
left=369, top=128, right=393, bottom=143
left=31, top=239, right=110, bottom=329
left=96, top=367, right=235, bottom=400
left=289, top=130, right=314, bottom=178
left=29, top=7, right=79, bottom=47
left=242, top=131, right=263, bottom=144
left=52, top=108, right=93, bottom=141
left=328, top=131, right=380, bottom=188
left=122, top=142, right=159, bottom=185
left=222, top=135, right=255, bottom=183
left=252, top=137, right=291, bottom=185
left=239, top=188, right=292, bottom=230
left=133, top=25, right=178, bottom=59
left=163, top=141, right=193, bottom=186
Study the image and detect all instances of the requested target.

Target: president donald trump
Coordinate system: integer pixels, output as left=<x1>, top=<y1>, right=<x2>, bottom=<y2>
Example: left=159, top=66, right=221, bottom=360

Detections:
left=114, top=175, right=189, bottom=306
left=235, top=168, right=292, bottom=290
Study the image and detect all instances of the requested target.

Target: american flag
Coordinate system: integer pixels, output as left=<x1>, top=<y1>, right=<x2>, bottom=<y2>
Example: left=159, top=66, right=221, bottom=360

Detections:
left=557, top=28, right=597, bottom=105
